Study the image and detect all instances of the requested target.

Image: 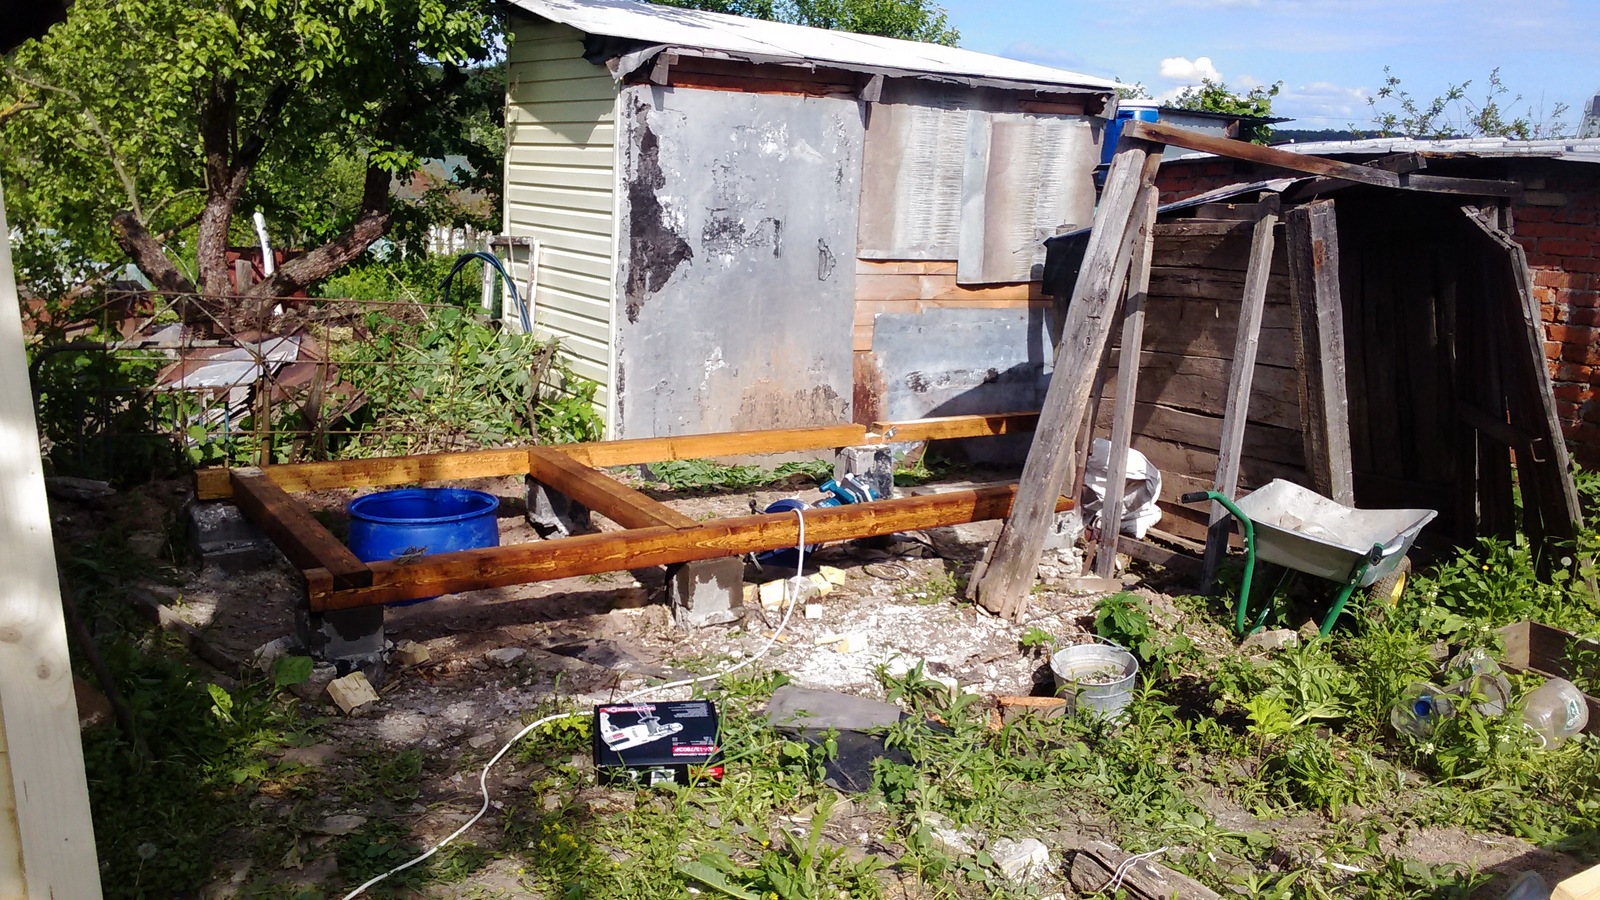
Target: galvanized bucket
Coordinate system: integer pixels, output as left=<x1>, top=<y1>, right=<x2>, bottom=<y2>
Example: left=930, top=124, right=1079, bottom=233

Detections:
left=1050, top=639, right=1139, bottom=721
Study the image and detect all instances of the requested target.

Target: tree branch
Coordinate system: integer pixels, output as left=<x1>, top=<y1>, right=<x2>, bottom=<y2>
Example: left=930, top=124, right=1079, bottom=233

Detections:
left=245, top=163, right=393, bottom=299
left=110, top=210, right=196, bottom=295
left=6, top=66, right=143, bottom=218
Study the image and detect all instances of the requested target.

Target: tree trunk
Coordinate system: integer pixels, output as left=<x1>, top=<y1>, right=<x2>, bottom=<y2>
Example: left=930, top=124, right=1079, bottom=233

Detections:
left=109, top=211, right=195, bottom=295
left=246, top=165, right=394, bottom=300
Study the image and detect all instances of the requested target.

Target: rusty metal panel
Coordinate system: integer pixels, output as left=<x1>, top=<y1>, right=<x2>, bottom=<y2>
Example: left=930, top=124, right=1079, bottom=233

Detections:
left=957, top=113, right=1101, bottom=284
left=613, top=85, right=863, bottom=438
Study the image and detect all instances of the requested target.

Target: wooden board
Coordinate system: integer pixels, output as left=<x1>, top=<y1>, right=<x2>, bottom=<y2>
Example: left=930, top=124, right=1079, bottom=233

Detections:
left=1126, top=120, right=1401, bottom=188
left=229, top=468, right=372, bottom=590
left=0, top=182, right=103, bottom=898
left=558, top=424, right=868, bottom=468
left=1286, top=199, right=1355, bottom=504
left=309, top=484, right=1072, bottom=609
left=871, top=412, right=1039, bottom=442
left=1099, top=349, right=1300, bottom=430
left=527, top=448, right=698, bottom=530
left=1093, top=401, right=1303, bottom=467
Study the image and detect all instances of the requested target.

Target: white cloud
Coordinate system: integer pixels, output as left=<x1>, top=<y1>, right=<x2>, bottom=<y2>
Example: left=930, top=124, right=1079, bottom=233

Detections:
left=1158, top=56, right=1223, bottom=83
left=1274, top=81, right=1373, bottom=125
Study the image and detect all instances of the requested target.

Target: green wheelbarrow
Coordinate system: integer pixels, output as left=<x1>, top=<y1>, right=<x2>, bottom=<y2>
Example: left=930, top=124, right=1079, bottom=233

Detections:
left=1181, top=479, right=1438, bottom=637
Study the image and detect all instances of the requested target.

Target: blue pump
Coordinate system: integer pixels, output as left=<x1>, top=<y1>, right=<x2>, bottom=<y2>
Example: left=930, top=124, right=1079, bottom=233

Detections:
left=755, top=474, right=877, bottom=568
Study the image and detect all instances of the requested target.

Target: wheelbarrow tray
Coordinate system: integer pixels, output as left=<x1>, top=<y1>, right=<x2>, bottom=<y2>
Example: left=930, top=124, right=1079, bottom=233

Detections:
left=1233, top=479, right=1437, bottom=586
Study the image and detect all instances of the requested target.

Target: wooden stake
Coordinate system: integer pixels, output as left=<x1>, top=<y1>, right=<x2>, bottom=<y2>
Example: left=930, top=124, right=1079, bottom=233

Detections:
left=1201, top=197, right=1280, bottom=590
left=1286, top=199, right=1355, bottom=505
left=1094, top=188, right=1159, bottom=578
left=975, top=139, right=1162, bottom=619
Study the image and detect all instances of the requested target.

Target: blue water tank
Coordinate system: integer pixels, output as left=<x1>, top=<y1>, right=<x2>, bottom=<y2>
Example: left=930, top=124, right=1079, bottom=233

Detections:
left=346, top=488, right=501, bottom=605
left=1102, top=105, right=1161, bottom=166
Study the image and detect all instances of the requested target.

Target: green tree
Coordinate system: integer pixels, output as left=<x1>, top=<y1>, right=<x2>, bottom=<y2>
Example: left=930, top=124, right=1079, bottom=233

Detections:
left=1364, top=66, right=1570, bottom=140
left=1170, top=78, right=1282, bottom=144
left=651, top=0, right=959, bottom=45
left=0, top=0, right=501, bottom=309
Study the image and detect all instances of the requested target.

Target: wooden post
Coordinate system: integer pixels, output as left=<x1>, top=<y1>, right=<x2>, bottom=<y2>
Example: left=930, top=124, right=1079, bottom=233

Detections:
left=0, top=182, right=104, bottom=896
left=1093, top=189, right=1159, bottom=578
left=1285, top=199, right=1354, bottom=505
left=975, top=139, right=1162, bottom=619
left=1201, top=197, right=1280, bottom=590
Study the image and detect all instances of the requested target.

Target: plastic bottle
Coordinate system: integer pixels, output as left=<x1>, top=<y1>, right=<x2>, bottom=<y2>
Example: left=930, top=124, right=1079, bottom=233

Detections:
left=1443, top=648, right=1515, bottom=717
left=1498, top=870, right=1550, bottom=900
left=1521, top=677, right=1591, bottom=748
left=1391, top=682, right=1457, bottom=739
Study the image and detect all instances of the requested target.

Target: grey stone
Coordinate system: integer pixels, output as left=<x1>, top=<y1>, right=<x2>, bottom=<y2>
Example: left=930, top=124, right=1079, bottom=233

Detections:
left=765, top=686, right=904, bottom=731
left=834, top=444, right=894, bottom=501
left=920, top=812, right=979, bottom=856
left=486, top=647, right=528, bottom=667
left=297, top=605, right=385, bottom=679
left=990, top=837, right=1050, bottom=882
left=188, top=502, right=278, bottom=573
left=1240, top=628, right=1301, bottom=654
left=667, top=557, right=745, bottom=628
left=527, top=476, right=591, bottom=538
left=309, top=815, right=367, bottom=836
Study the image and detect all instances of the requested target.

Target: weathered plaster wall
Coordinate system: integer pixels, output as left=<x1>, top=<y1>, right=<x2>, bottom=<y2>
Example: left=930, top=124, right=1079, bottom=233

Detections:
left=613, top=85, right=864, bottom=438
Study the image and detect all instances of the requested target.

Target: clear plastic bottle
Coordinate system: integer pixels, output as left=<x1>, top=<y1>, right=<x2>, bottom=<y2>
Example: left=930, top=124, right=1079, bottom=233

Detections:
left=1444, top=648, right=1515, bottom=717
left=1521, top=677, right=1591, bottom=749
left=1391, top=682, right=1457, bottom=739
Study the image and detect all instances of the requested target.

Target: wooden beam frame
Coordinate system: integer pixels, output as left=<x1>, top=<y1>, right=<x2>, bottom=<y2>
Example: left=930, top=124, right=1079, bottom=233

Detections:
left=230, top=468, right=372, bottom=590
left=527, top=448, right=697, bottom=530
left=309, top=484, right=1071, bottom=610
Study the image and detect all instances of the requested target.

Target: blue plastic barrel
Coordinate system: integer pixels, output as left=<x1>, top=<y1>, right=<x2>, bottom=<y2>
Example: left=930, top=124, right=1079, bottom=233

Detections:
left=346, top=488, right=501, bottom=605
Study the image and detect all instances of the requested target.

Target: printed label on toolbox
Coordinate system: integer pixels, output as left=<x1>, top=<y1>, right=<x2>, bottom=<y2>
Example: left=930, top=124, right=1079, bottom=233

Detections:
left=592, top=699, right=723, bottom=772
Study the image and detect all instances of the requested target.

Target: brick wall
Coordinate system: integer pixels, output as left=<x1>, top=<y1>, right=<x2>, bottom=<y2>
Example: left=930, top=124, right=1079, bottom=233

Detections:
left=1155, top=157, right=1600, bottom=467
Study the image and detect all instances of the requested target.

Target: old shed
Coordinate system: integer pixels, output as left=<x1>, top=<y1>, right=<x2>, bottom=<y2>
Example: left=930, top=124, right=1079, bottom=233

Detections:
left=499, top=0, right=1119, bottom=438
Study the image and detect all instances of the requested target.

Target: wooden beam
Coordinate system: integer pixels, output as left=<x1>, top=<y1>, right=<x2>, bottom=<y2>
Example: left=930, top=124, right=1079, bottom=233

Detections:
left=0, top=180, right=103, bottom=897
left=1285, top=199, right=1355, bottom=505
left=559, top=424, right=868, bottom=468
left=1095, top=188, right=1159, bottom=578
left=527, top=448, right=697, bottom=530
left=870, top=413, right=1039, bottom=443
left=1399, top=173, right=1521, bottom=197
left=975, top=138, right=1162, bottom=619
left=229, top=468, right=372, bottom=590
left=195, top=424, right=870, bottom=500
left=1202, top=198, right=1281, bottom=589
left=308, top=485, right=1072, bottom=609
left=1125, top=120, right=1400, bottom=188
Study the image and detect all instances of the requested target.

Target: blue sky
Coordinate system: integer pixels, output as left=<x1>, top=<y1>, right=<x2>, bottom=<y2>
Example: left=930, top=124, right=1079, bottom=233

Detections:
left=942, top=0, right=1599, bottom=133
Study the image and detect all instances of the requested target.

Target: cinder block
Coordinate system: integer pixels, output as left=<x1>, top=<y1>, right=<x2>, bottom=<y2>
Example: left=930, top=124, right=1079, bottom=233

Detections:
left=526, top=476, right=592, bottom=538
left=297, top=604, right=385, bottom=679
left=666, top=557, right=745, bottom=628
left=834, top=444, right=894, bottom=500
left=187, top=502, right=277, bottom=573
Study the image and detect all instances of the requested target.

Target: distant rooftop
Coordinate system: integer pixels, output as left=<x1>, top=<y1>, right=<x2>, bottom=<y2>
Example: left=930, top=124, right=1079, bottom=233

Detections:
left=503, top=0, right=1122, bottom=95
left=1264, top=135, right=1600, bottom=164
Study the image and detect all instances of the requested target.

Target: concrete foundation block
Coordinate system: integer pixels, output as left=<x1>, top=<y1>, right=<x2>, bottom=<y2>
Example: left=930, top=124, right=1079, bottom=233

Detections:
left=526, top=476, right=592, bottom=538
left=187, top=502, right=277, bottom=573
left=667, top=557, right=746, bottom=629
left=297, top=604, right=385, bottom=679
left=834, top=444, right=894, bottom=500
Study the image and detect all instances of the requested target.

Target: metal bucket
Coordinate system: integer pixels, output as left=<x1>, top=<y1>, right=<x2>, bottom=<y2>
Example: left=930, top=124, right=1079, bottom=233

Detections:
left=1050, top=640, right=1139, bottom=721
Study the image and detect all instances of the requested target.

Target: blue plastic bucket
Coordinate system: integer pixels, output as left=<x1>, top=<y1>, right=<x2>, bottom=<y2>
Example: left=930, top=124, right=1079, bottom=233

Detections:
left=346, top=488, right=501, bottom=605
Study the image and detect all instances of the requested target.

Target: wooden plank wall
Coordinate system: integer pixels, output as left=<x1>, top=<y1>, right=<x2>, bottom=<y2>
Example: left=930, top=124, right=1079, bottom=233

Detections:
left=1094, top=211, right=1308, bottom=542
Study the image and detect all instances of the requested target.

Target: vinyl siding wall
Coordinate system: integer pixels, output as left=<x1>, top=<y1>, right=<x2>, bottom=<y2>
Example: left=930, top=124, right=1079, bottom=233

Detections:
left=504, top=19, right=620, bottom=427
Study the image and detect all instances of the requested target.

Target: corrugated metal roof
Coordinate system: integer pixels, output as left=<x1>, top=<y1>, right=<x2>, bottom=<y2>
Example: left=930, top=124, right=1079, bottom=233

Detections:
left=1259, top=136, right=1600, bottom=164
left=503, top=0, right=1121, bottom=94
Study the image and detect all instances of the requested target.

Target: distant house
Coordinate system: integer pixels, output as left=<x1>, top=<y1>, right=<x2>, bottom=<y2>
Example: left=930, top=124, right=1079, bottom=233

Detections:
left=500, top=0, right=1119, bottom=439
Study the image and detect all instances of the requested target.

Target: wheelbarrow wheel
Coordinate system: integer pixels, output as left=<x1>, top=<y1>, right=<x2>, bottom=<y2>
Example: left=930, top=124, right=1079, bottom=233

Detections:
left=1366, top=555, right=1412, bottom=609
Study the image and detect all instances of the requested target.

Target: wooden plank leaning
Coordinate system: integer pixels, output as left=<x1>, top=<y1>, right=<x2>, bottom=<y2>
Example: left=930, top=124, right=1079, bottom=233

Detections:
left=1093, top=188, right=1159, bottom=578
left=1201, top=196, right=1281, bottom=591
left=1285, top=199, right=1355, bottom=505
left=973, top=138, right=1162, bottom=619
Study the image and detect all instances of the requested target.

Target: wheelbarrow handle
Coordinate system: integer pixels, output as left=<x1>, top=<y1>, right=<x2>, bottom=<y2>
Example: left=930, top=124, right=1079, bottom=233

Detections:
left=1180, top=491, right=1210, bottom=504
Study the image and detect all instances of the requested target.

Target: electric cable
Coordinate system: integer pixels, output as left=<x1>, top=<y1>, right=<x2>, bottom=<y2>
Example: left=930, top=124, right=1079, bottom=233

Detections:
left=439, top=250, right=531, bottom=332
left=340, top=508, right=809, bottom=899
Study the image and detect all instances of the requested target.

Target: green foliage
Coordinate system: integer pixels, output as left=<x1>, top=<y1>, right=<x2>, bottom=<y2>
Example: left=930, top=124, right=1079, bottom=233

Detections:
left=1363, top=66, right=1571, bottom=140
left=1, top=0, right=502, bottom=295
left=1093, top=591, right=1195, bottom=677
left=1169, top=79, right=1282, bottom=143
left=651, top=0, right=959, bottom=45
left=647, top=458, right=833, bottom=491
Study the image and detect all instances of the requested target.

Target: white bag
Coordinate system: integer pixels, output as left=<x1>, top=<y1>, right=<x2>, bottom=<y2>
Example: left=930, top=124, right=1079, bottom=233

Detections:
left=1081, top=438, right=1163, bottom=539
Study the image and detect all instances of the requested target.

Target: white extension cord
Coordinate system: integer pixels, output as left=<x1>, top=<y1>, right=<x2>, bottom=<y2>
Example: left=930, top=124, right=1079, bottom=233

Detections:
left=340, top=508, right=810, bottom=899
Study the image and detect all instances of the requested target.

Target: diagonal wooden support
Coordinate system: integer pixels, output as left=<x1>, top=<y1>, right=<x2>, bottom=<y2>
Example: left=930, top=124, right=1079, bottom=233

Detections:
left=1201, top=196, right=1281, bottom=591
left=309, top=484, right=1072, bottom=610
left=229, top=467, right=372, bottom=590
left=1093, top=187, right=1159, bottom=578
left=1286, top=199, right=1355, bottom=506
left=527, top=447, right=698, bottom=530
left=974, top=137, right=1163, bottom=619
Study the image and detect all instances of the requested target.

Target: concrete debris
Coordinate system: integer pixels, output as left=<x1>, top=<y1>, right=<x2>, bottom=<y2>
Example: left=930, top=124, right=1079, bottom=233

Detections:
left=766, top=686, right=903, bottom=731
left=486, top=647, right=528, bottom=668
left=818, top=565, right=848, bottom=585
left=920, top=813, right=979, bottom=856
left=991, top=837, right=1051, bottom=882
left=309, top=814, right=368, bottom=836
left=834, top=633, right=867, bottom=654
left=326, top=672, right=380, bottom=714
left=804, top=603, right=825, bottom=620
left=394, top=640, right=431, bottom=667
left=252, top=636, right=297, bottom=670
left=807, top=572, right=834, bottom=596
left=1240, top=628, right=1301, bottom=654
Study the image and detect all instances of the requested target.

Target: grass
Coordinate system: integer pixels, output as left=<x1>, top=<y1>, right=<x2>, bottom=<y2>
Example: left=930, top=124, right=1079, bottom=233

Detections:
left=60, top=469, right=1600, bottom=898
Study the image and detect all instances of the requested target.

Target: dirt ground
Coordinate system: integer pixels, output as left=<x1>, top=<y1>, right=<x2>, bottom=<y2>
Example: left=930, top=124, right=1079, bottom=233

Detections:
left=73, top=473, right=1594, bottom=897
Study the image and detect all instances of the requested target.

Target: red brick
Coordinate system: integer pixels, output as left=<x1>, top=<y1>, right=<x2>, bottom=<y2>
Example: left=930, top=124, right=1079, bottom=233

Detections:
left=1514, top=222, right=1569, bottom=238
left=1548, top=324, right=1599, bottom=343
left=1571, top=422, right=1600, bottom=444
left=1517, top=206, right=1554, bottom=223
left=1565, top=257, right=1600, bottom=275
left=1566, top=289, right=1600, bottom=308
left=1553, top=383, right=1592, bottom=402
left=1543, top=239, right=1593, bottom=257
left=1557, top=399, right=1580, bottom=420
left=1558, top=362, right=1594, bottom=382
left=1536, top=270, right=1595, bottom=290
left=1561, top=342, right=1600, bottom=365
